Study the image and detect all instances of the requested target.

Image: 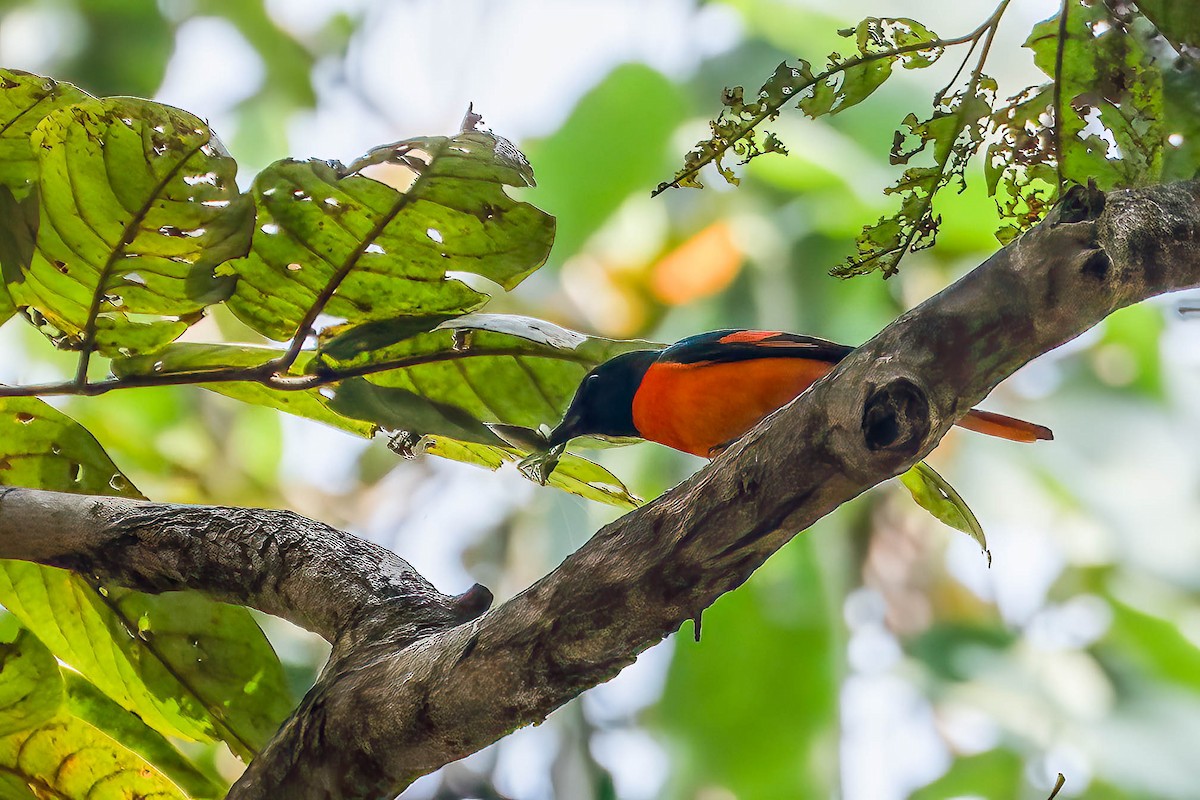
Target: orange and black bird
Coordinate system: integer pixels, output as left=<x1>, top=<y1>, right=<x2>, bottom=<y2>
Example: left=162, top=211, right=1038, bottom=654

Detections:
left=547, top=329, right=1052, bottom=457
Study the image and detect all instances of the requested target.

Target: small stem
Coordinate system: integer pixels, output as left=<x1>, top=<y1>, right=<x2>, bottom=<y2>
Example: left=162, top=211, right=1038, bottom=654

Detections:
left=1052, top=0, right=1070, bottom=193
left=0, top=347, right=595, bottom=399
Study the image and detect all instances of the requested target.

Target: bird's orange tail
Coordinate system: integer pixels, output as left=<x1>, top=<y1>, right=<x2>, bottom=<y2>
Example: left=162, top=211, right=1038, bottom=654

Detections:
left=956, top=408, right=1053, bottom=443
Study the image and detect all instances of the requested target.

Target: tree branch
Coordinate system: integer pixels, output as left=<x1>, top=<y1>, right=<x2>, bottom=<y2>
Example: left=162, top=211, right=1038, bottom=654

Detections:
left=2, top=180, right=1198, bottom=799
left=0, top=487, right=491, bottom=648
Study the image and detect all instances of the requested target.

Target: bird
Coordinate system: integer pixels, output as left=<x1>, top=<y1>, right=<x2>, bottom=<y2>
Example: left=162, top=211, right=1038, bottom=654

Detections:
left=547, top=329, right=1052, bottom=457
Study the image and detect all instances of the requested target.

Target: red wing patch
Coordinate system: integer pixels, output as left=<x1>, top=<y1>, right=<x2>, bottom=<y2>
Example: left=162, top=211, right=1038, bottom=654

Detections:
left=717, top=330, right=784, bottom=344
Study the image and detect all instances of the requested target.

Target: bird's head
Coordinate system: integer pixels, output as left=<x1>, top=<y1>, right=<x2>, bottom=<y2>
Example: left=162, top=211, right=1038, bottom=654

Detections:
left=547, top=349, right=659, bottom=447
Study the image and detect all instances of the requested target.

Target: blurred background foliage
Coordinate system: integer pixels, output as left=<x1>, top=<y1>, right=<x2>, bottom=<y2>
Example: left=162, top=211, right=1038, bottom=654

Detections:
left=0, top=0, right=1197, bottom=798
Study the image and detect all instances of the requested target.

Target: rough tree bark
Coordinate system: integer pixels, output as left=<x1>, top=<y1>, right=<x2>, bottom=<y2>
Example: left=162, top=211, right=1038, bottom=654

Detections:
left=0, top=179, right=1197, bottom=799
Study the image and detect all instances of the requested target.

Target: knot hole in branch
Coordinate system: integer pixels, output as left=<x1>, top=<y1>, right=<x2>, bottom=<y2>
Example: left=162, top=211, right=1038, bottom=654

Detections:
left=861, top=378, right=930, bottom=455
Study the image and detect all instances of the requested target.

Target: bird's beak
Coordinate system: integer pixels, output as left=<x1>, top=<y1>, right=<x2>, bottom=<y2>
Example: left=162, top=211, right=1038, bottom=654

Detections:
left=547, top=410, right=583, bottom=449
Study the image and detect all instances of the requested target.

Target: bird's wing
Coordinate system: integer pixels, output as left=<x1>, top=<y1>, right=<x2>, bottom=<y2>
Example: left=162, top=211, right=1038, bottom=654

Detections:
left=659, top=329, right=855, bottom=365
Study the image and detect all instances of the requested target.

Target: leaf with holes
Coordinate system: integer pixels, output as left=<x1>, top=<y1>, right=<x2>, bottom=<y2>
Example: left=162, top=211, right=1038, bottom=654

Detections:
left=899, top=461, right=988, bottom=561
left=0, top=397, right=292, bottom=758
left=1, top=95, right=251, bottom=355
left=989, top=4, right=1166, bottom=240
left=0, top=69, right=90, bottom=201
left=222, top=130, right=555, bottom=341
left=659, top=17, right=943, bottom=193
left=0, top=714, right=188, bottom=800
left=112, top=343, right=378, bottom=437
left=834, top=78, right=994, bottom=277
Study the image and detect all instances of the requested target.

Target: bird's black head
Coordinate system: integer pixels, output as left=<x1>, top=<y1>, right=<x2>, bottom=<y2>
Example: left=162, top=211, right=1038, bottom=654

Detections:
left=548, top=349, right=659, bottom=447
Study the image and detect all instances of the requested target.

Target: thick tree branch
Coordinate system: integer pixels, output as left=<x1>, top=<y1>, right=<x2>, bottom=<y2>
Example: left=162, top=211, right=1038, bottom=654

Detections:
left=0, top=488, right=491, bottom=648
left=2, top=180, right=1198, bottom=799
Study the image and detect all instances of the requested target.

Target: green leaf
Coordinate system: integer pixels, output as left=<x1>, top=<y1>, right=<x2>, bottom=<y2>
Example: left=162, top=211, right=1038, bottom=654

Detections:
left=223, top=130, right=555, bottom=341
left=0, top=714, right=187, bottom=800
left=898, top=461, right=988, bottom=561
left=0, top=564, right=293, bottom=761
left=0, top=69, right=90, bottom=201
left=421, top=436, right=639, bottom=509
left=2, top=95, right=251, bottom=355
left=0, top=624, right=63, bottom=738
left=112, top=343, right=378, bottom=437
left=0, top=398, right=292, bottom=758
left=64, top=668, right=226, bottom=798
left=0, top=397, right=140, bottom=495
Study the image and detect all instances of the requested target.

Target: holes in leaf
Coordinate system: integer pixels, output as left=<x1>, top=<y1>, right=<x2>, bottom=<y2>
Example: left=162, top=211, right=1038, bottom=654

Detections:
left=287, top=263, right=303, bottom=272
left=426, top=228, right=444, bottom=244
left=159, top=225, right=207, bottom=238
left=54, top=260, right=68, bottom=274
left=122, top=272, right=147, bottom=287
left=14, top=412, right=34, bottom=424
left=262, top=187, right=277, bottom=197
left=365, top=243, right=386, bottom=255
left=292, top=189, right=310, bottom=200
left=261, top=223, right=280, bottom=235
left=201, top=199, right=231, bottom=208
left=109, top=474, right=129, bottom=492
left=319, top=387, right=335, bottom=399
left=70, top=462, right=83, bottom=483
left=324, top=197, right=340, bottom=207
left=184, top=172, right=218, bottom=186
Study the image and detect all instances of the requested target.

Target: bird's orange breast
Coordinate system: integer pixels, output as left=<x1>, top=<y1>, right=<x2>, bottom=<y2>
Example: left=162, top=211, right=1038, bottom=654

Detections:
left=630, top=358, right=835, bottom=457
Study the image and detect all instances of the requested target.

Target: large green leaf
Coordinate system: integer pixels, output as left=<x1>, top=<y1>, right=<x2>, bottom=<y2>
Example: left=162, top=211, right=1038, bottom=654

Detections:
left=0, top=398, right=292, bottom=759
left=0, top=69, right=90, bottom=201
left=0, top=622, right=63, bottom=738
left=0, top=70, right=92, bottom=330
left=1, top=95, right=251, bottom=355
left=112, top=343, right=378, bottom=437
left=223, top=130, right=555, bottom=341
left=0, top=714, right=187, bottom=800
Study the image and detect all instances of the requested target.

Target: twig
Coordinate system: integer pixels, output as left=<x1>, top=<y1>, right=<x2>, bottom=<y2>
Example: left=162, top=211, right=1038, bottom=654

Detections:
left=1052, top=0, right=1070, bottom=193
left=652, top=0, right=1012, bottom=198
